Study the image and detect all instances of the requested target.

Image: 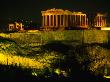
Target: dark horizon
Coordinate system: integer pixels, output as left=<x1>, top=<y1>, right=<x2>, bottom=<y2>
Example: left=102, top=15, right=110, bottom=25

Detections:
left=0, top=0, right=110, bottom=24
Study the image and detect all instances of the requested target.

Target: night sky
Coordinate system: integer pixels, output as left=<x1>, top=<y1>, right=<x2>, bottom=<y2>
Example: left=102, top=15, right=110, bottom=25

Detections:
left=0, top=0, right=110, bottom=24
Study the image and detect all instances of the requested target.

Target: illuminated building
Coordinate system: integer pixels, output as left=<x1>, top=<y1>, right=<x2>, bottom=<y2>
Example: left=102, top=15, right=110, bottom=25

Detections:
left=8, top=22, right=24, bottom=31
left=72, top=12, right=88, bottom=29
left=41, top=8, right=88, bottom=30
left=94, top=13, right=107, bottom=28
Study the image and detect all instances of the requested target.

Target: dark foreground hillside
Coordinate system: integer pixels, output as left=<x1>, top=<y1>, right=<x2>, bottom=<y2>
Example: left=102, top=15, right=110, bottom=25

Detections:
left=0, top=41, right=110, bottom=81
left=0, top=31, right=110, bottom=81
left=0, top=62, right=108, bottom=82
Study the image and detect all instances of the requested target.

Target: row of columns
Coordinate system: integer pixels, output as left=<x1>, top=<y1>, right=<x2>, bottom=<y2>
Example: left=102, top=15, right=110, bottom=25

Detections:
left=42, top=15, right=64, bottom=27
left=42, top=14, right=88, bottom=29
left=72, top=15, right=88, bottom=27
left=94, top=16, right=106, bottom=27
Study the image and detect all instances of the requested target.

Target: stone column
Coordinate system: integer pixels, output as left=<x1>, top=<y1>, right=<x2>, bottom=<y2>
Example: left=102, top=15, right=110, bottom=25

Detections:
left=104, top=17, right=106, bottom=26
left=98, top=16, right=99, bottom=26
left=101, top=16, right=102, bottom=26
left=20, top=23, right=23, bottom=30
left=102, top=16, right=103, bottom=26
left=86, top=16, right=88, bottom=27
left=94, top=17, right=96, bottom=27
left=63, top=15, right=65, bottom=27
left=78, top=15, right=80, bottom=27
left=102, top=16, right=104, bottom=27
left=79, top=15, right=81, bottom=27
left=72, top=15, right=74, bottom=26
left=70, top=15, right=72, bottom=27
left=60, top=15, right=62, bottom=26
left=86, top=17, right=88, bottom=27
left=45, top=15, right=48, bottom=30
left=102, top=17, right=105, bottom=26
left=100, top=16, right=101, bottom=26
left=66, top=15, right=68, bottom=27
left=84, top=15, right=86, bottom=27
left=103, top=18, right=105, bottom=26
left=102, top=17, right=104, bottom=26
left=73, top=15, right=75, bottom=26
left=99, top=16, right=101, bottom=26
left=56, top=15, right=58, bottom=27
left=53, top=15, right=54, bottom=27
left=97, top=16, right=98, bottom=26
left=81, top=15, right=83, bottom=26
left=45, top=15, right=47, bottom=26
left=82, top=15, right=84, bottom=26
left=75, top=15, right=76, bottom=26
left=97, top=16, right=99, bottom=26
left=49, top=15, right=51, bottom=27
left=100, top=16, right=102, bottom=26
left=42, top=16, right=44, bottom=27
left=71, top=15, right=74, bottom=27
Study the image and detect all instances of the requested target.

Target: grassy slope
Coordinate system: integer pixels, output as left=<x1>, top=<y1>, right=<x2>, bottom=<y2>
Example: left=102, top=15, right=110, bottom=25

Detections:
left=0, top=30, right=110, bottom=81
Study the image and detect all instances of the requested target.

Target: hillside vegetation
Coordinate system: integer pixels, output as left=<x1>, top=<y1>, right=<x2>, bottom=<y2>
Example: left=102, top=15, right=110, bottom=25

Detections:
left=0, top=30, right=110, bottom=80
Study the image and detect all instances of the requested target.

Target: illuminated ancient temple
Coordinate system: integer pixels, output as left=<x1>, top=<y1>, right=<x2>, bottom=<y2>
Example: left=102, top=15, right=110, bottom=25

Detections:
left=94, top=13, right=107, bottom=28
left=41, top=8, right=107, bottom=30
left=41, top=8, right=88, bottom=30
left=72, top=12, right=88, bottom=29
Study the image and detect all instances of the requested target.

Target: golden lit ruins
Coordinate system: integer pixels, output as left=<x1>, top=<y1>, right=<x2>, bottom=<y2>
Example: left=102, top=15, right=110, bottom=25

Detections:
left=94, top=13, right=107, bottom=28
left=41, top=8, right=107, bottom=30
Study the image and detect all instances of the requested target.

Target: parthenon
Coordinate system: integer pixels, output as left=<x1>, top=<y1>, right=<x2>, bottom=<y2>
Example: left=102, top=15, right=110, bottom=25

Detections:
left=41, top=8, right=107, bottom=30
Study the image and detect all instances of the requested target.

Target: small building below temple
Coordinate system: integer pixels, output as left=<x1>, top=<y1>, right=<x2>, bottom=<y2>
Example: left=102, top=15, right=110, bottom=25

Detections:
left=8, top=22, right=24, bottom=31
